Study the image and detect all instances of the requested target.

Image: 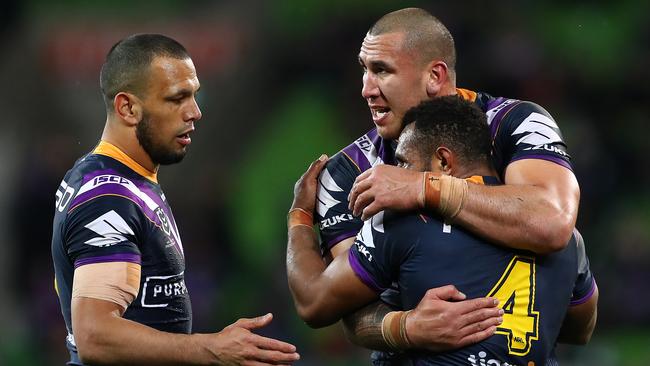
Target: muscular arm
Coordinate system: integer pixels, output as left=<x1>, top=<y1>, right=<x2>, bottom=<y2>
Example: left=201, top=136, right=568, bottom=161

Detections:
left=350, top=159, right=579, bottom=254
left=456, top=159, right=579, bottom=253
left=287, top=224, right=378, bottom=328
left=72, top=264, right=298, bottom=365
left=289, top=156, right=502, bottom=350
left=557, top=284, right=599, bottom=345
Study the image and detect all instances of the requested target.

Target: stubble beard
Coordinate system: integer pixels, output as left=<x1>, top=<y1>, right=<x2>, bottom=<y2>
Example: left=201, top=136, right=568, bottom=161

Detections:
left=136, top=113, right=187, bottom=166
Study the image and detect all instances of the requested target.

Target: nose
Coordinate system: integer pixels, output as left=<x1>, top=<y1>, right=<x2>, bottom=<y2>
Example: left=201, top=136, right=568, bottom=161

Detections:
left=361, top=71, right=380, bottom=100
left=184, top=97, right=202, bottom=122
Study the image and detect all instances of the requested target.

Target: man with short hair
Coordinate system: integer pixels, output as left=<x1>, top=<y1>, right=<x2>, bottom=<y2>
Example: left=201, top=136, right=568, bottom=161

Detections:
left=287, top=7, right=586, bottom=359
left=287, top=96, right=597, bottom=365
left=52, top=34, right=299, bottom=365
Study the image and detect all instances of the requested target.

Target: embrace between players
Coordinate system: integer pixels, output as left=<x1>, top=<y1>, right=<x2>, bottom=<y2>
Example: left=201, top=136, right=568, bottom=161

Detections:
left=51, top=7, right=596, bottom=366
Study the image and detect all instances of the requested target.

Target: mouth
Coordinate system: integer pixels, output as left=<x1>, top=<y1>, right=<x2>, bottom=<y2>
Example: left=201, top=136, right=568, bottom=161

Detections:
left=370, top=106, right=391, bottom=125
left=176, top=131, right=193, bottom=146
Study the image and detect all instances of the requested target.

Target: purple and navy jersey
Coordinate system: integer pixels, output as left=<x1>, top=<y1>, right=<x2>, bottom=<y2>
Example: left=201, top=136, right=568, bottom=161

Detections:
left=51, top=141, right=191, bottom=365
left=316, top=89, right=572, bottom=254
left=349, top=177, right=595, bottom=366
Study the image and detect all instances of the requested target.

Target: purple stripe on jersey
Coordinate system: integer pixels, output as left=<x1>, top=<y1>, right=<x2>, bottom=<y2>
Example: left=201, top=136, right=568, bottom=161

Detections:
left=509, top=155, right=573, bottom=171
left=489, top=101, right=520, bottom=138
left=343, top=144, right=372, bottom=172
left=570, top=279, right=596, bottom=306
left=70, top=182, right=161, bottom=223
left=74, top=253, right=142, bottom=268
left=486, top=97, right=506, bottom=111
left=348, top=248, right=384, bottom=293
left=326, top=231, right=358, bottom=251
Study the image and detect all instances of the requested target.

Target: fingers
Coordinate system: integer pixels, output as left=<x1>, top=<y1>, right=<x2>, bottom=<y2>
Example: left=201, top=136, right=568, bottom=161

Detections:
left=423, top=285, right=466, bottom=301
left=455, top=297, right=499, bottom=316
left=348, top=169, right=373, bottom=209
left=233, top=313, right=273, bottom=330
left=351, top=188, right=375, bottom=217
left=254, top=333, right=298, bottom=354
left=457, top=306, right=504, bottom=331
left=304, top=154, right=328, bottom=179
left=250, top=347, right=300, bottom=364
left=456, top=325, right=498, bottom=348
left=360, top=201, right=382, bottom=221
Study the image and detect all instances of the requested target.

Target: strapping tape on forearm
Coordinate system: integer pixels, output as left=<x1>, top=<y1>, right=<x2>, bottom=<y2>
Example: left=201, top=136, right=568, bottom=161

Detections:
left=72, top=262, right=141, bottom=311
left=287, top=208, right=314, bottom=230
left=424, top=173, right=468, bottom=220
left=381, top=310, right=413, bottom=350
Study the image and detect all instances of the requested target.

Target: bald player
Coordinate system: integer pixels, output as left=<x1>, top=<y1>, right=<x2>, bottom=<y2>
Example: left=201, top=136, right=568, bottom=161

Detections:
left=287, top=7, right=587, bottom=362
left=287, top=97, right=597, bottom=365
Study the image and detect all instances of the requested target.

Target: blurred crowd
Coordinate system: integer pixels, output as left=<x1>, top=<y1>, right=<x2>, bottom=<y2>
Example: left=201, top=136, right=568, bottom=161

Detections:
left=1, top=1, right=648, bottom=365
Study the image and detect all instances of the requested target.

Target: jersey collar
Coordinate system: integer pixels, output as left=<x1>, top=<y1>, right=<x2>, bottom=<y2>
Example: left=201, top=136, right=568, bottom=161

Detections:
left=93, top=141, right=158, bottom=184
left=456, top=88, right=478, bottom=102
left=466, top=175, right=500, bottom=186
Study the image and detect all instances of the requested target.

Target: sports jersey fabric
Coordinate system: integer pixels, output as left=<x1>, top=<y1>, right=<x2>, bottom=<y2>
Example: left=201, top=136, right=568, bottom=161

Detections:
left=316, top=89, right=572, bottom=254
left=52, top=141, right=191, bottom=365
left=349, top=177, right=595, bottom=365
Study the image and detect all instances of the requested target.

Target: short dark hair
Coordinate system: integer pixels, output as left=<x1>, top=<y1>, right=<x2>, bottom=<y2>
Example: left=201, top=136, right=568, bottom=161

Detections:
left=402, top=96, right=491, bottom=168
left=99, top=34, right=190, bottom=112
left=369, top=8, right=456, bottom=73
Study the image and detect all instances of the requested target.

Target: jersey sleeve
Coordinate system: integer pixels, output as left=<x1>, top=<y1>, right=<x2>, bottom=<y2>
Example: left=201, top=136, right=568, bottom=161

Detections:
left=316, top=151, right=364, bottom=254
left=348, top=211, right=417, bottom=293
left=569, top=229, right=596, bottom=306
left=491, top=101, right=573, bottom=175
left=63, top=195, right=147, bottom=268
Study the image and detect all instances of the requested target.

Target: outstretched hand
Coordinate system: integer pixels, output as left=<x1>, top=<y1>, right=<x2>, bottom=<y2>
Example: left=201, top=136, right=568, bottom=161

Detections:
left=291, top=154, right=328, bottom=213
left=207, top=313, right=300, bottom=365
left=348, top=165, right=423, bottom=220
left=405, top=285, right=503, bottom=352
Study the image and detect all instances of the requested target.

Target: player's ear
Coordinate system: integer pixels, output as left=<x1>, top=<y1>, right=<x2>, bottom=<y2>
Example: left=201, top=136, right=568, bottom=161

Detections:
left=114, top=92, right=143, bottom=126
left=435, top=147, right=454, bottom=175
left=425, top=61, right=449, bottom=97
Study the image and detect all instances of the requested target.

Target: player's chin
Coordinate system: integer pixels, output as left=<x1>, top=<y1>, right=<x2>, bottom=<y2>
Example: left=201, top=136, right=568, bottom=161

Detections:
left=376, top=124, right=401, bottom=141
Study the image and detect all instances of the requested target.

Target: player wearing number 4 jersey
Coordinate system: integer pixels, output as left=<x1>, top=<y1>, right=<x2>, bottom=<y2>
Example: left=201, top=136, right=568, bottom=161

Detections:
left=288, top=97, right=597, bottom=366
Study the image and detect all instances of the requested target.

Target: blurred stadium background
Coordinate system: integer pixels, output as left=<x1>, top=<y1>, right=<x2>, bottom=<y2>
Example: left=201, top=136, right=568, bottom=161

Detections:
left=1, top=0, right=649, bottom=364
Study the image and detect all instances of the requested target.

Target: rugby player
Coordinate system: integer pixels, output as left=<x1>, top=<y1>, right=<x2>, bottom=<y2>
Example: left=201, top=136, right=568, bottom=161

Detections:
left=287, top=96, right=597, bottom=365
left=52, top=34, right=299, bottom=365
left=286, top=7, right=585, bottom=359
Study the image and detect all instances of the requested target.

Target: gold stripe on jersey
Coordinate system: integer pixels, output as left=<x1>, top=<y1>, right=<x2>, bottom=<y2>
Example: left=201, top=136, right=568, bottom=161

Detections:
left=93, top=141, right=158, bottom=183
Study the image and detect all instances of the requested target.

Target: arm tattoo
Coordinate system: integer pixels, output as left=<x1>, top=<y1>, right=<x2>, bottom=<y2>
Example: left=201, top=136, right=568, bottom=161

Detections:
left=342, top=300, right=392, bottom=351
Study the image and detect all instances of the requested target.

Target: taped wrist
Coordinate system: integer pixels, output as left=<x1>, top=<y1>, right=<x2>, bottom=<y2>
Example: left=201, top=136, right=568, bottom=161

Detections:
left=287, top=208, right=314, bottom=230
left=423, top=173, right=468, bottom=220
left=381, top=310, right=413, bottom=350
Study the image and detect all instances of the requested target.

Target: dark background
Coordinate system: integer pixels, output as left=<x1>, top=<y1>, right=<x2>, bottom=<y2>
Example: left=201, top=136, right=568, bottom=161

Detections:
left=1, top=1, right=649, bottom=365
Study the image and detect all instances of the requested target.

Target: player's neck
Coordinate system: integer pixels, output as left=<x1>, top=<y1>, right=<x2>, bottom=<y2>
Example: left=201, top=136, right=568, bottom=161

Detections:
left=453, top=164, right=496, bottom=180
left=101, top=118, right=159, bottom=174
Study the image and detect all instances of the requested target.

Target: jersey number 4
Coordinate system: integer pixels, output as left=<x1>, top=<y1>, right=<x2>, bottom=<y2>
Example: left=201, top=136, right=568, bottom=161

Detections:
left=487, top=256, right=539, bottom=356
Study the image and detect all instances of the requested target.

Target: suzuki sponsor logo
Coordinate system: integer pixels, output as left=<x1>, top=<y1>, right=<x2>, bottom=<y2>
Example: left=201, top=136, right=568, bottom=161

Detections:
left=320, top=214, right=354, bottom=229
left=467, top=351, right=520, bottom=366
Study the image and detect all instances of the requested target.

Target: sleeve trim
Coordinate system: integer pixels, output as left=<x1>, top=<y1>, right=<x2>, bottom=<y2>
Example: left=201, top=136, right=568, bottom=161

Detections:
left=570, top=278, right=596, bottom=306
left=348, top=248, right=385, bottom=293
left=74, top=253, right=142, bottom=268
left=508, top=154, right=573, bottom=171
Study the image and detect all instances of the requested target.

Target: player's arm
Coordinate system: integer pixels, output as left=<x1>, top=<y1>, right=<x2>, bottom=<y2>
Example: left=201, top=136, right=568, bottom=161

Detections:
left=557, top=284, right=598, bottom=345
left=288, top=156, right=502, bottom=349
left=557, top=230, right=598, bottom=344
left=72, top=262, right=299, bottom=365
left=349, top=105, right=578, bottom=254
left=287, top=156, right=378, bottom=327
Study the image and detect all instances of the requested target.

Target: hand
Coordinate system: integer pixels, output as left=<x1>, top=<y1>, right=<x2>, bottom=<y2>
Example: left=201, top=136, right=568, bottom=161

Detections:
left=405, top=285, right=503, bottom=352
left=348, top=165, right=422, bottom=220
left=205, top=313, right=300, bottom=365
left=291, top=155, right=328, bottom=213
